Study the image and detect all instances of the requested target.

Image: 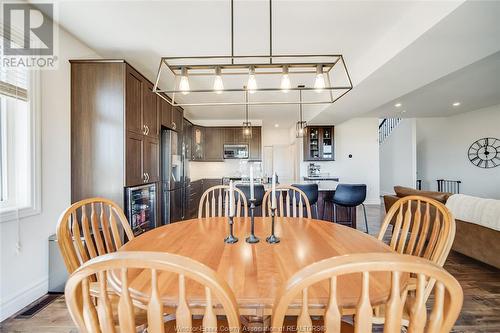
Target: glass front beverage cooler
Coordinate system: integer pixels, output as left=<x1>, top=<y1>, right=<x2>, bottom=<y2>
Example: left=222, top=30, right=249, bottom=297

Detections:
left=125, top=183, right=157, bottom=236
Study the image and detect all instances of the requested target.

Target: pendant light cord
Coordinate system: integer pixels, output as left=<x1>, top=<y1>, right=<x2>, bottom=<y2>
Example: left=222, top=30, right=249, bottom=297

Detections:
left=245, top=90, right=249, bottom=122
left=231, top=0, right=234, bottom=64
left=299, top=90, right=303, bottom=121
left=269, top=0, right=273, bottom=63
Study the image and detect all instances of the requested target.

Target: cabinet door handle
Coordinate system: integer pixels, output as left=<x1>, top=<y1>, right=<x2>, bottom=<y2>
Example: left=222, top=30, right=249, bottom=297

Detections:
left=143, top=125, right=147, bottom=135
left=146, top=125, right=150, bottom=135
left=146, top=173, right=150, bottom=182
left=171, top=122, right=176, bottom=130
left=143, top=173, right=147, bottom=182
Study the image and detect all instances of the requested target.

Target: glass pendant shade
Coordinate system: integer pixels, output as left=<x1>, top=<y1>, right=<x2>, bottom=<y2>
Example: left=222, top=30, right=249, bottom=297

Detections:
left=242, top=121, right=252, bottom=138
left=296, top=121, right=307, bottom=138
left=281, top=66, right=291, bottom=92
left=213, top=67, right=224, bottom=94
left=314, top=64, right=325, bottom=92
left=247, top=66, right=257, bottom=93
left=179, top=67, right=190, bottom=95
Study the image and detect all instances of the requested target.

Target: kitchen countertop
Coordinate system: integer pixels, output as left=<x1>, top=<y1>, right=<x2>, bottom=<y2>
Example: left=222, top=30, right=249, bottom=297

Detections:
left=189, top=177, right=339, bottom=191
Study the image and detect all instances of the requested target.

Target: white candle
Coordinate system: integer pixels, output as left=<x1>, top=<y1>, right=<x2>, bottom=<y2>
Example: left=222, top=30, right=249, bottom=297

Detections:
left=229, top=180, right=235, bottom=217
left=249, top=165, right=255, bottom=200
left=271, top=172, right=276, bottom=209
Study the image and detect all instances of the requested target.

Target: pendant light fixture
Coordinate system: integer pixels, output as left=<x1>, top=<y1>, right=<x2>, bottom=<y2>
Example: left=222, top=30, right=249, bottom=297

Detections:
left=314, top=64, right=325, bottom=92
left=280, top=65, right=291, bottom=92
left=296, top=86, right=307, bottom=138
left=247, top=65, right=257, bottom=94
left=213, top=66, right=224, bottom=94
left=153, top=0, right=353, bottom=107
left=242, top=89, right=252, bottom=138
left=178, top=67, right=190, bottom=95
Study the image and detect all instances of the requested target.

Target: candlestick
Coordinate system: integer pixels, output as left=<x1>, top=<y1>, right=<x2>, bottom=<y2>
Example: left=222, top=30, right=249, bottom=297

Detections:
left=249, top=165, right=254, bottom=200
left=229, top=180, right=235, bottom=217
left=224, top=215, right=238, bottom=244
left=246, top=199, right=259, bottom=243
left=271, top=172, right=276, bottom=209
left=266, top=207, right=280, bottom=244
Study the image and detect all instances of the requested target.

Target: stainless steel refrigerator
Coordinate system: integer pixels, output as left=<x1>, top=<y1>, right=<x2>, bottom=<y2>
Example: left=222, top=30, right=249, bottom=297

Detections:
left=161, top=128, right=187, bottom=224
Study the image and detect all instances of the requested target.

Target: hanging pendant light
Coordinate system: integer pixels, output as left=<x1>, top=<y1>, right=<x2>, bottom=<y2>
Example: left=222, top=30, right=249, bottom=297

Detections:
left=314, top=64, right=325, bottom=92
left=281, top=65, right=291, bottom=92
left=247, top=65, right=257, bottom=94
left=242, top=89, right=252, bottom=138
left=213, top=66, right=224, bottom=94
left=296, top=87, right=307, bottom=138
left=179, top=66, right=190, bottom=95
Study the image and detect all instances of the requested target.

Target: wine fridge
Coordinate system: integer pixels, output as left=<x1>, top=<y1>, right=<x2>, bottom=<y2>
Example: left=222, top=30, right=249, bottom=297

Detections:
left=125, top=183, right=157, bottom=236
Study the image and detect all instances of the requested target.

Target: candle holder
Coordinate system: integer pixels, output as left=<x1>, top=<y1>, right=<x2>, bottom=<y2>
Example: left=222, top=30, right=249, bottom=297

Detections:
left=266, top=207, right=280, bottom=244
left=224, top=215, right=238, bottom=244
left=246, top=199, right=259, bottom=243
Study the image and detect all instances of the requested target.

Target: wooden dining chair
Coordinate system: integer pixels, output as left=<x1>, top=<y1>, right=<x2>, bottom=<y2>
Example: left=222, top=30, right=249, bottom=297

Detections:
left=271, top=253, right=463, bottom=333
left=56, top=197, right=135, bottom=274
left=262, top=186, right=312, bottom=218
left=198, top=185, right=248, bottom=218
left=65, top=251, right=241, bottom=333
left=377, top=195, right=456, bottom=267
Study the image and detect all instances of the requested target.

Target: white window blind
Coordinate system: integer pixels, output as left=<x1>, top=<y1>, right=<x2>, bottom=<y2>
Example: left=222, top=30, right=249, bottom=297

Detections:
left=0, top=26, right=28, bottom=101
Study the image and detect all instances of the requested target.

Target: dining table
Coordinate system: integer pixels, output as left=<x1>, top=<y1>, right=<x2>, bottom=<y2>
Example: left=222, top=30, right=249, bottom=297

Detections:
left=118, top=216, right=398, bottom=321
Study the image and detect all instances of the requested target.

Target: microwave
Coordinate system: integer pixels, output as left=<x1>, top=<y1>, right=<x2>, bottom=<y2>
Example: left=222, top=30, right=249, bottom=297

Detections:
left=224, top=144, right=249, bottom=159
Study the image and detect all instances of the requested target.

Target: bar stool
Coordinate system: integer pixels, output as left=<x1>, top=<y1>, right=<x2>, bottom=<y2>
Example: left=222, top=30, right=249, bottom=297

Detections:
left=331, top=184, right=369, bottom=233
left=236, top=184, right=265, bottom=215
left=292, top=183, right=319, bottom=219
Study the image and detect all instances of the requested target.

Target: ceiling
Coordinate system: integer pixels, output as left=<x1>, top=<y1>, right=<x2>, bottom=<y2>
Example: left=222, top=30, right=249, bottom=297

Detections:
left=36, top=1, right=500, bottom=127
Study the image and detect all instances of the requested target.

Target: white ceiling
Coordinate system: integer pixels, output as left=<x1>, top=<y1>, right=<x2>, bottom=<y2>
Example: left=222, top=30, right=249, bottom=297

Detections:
left=37, top=0, right=500, bottom=127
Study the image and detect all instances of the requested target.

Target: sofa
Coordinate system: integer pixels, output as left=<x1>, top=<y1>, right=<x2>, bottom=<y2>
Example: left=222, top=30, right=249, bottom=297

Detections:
left=384, top=186, right=500, bottom=269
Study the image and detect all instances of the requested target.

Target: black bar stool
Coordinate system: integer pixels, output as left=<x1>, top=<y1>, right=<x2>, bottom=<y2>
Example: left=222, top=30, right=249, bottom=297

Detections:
left=236, top=184, right=265, bottom=215
left=331, top=184, right=369, bottom=233
left=292, top=183, right=319, bottom=218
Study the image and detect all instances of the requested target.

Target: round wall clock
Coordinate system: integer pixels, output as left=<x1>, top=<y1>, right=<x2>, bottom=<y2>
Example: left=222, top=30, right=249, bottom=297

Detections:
left=468, top=137, right=500, bottom=168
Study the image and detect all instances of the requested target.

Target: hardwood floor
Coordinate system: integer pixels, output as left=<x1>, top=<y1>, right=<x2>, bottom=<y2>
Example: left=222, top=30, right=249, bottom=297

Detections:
left=1, top=204, right=499, bottom=333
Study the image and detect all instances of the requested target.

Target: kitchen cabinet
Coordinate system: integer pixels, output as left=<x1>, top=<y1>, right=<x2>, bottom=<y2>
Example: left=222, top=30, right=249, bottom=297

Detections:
left=172, top=106, right=184, bottom=132
left=183, top=119, right=193, bottom=163
left=159, top=94, right=172, bottom=129
left=303, top=126, right=335, bottom=161
left=249, top=127, right=262, bottom=161
left=203, top=127, right=224, bottom=161
left=71, top=60, right=163, bottom=206
left=192, top=126, right=204, bottom=161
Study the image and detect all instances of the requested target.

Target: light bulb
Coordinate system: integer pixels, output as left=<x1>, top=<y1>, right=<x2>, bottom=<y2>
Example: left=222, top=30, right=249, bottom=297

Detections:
left=179, top=67, right=190, bottom=95
left=213, top=67, right=224, bottom=94
left=281, top=66, right=291, bottom=92
left=247, top=66, right=257, bottom=93
left=314, top=64, right=325, bottom=92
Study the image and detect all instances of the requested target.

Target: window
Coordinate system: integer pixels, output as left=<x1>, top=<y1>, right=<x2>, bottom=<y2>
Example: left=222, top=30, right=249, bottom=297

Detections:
left=0, top=58, right=41, bottom=221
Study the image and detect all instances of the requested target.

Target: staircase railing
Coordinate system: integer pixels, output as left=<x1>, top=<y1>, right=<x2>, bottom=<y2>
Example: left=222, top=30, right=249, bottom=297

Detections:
left=379, top=118, right=401, bottom=144
left=437, top=179, right=461, bottom=194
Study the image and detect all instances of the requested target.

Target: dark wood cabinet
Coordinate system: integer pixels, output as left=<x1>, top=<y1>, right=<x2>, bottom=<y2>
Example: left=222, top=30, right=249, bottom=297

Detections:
left=303, top=126, right=335, bottom=161
left=159, top=95, right=172, bottom=129
left=143, top=82, right=158, bottom=138
left=249, top=127, right=262, bottom=161
left=172, top=106, right=184, bottom=132
left=71, top=60, right=163, bottom=207
left=203, top=127, right=224, bottom=161
left=125, top=131, right=143, bottom=187
left=183, top=119, right=193, bottom=163
left=192, top=126, right=204, bottom=161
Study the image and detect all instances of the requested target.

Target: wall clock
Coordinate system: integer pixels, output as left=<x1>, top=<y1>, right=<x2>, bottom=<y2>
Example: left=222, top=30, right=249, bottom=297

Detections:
left=468, top=137, right=500, bottom=168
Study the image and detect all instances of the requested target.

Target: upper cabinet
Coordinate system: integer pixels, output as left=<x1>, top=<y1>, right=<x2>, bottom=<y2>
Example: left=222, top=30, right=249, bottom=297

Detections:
left=303, top=126, right=335, bottom=161
left=192, top=126, right=204, bottom=161
left=249, top=127, right=262, bottom=161
left=143, top=81, right=159, bottom=138
left=159, top=96, right=184, bottom=132
left=203, top=127, right=224, bottom=162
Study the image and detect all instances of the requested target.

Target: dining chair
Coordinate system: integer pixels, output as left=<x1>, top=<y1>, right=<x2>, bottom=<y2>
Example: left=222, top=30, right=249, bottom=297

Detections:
left=198, top=185, right=248, bottom=218
left=271, top=253, right=463, bottom=333
left=262, top=185, right=312, bottom=218
left=56, top=197, right=135, bottom=274
left=65, top=251, right=241, bottom=333
left=291, top=183, right=319, bottom=219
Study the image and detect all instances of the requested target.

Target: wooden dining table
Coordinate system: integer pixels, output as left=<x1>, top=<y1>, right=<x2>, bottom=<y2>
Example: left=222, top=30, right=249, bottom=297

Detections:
left=118, top=216, right=397, bottom=318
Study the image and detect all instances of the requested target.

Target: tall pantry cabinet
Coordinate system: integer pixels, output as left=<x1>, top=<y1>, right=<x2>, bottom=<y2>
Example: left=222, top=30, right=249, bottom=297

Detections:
left=70, top=60, right=162, bottom=207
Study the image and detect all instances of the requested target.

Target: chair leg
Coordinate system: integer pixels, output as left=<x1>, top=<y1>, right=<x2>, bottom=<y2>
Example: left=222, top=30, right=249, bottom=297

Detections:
left=314, top=204, right=319, bottom=220
left=333, top=204, right=337, bottom=223
left=362, top=203, right=369, bottom=234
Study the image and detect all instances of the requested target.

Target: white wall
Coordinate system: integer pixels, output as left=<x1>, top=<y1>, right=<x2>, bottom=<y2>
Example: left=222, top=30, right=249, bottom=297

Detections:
left=0, top=28, right=100, bottom=321
left=416, top=105, right=500, bottom=199
left=299, top=118, right=381, bottom=204
left=379, top=119, right=417, bottom=195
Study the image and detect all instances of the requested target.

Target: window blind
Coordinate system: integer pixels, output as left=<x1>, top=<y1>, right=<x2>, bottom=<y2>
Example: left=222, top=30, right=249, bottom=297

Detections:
left=0, top=26, right=29, bottom=101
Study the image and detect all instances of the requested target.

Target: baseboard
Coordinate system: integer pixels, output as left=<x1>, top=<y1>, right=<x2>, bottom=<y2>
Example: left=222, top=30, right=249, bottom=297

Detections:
left=0, top=277, right=48, bottom=322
